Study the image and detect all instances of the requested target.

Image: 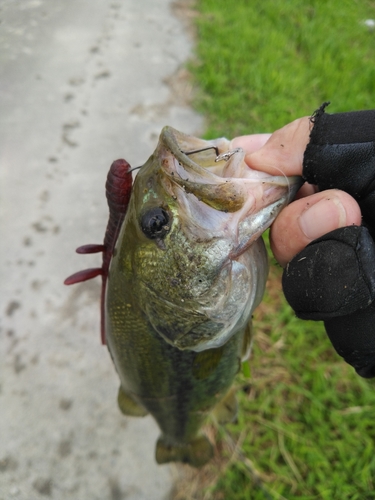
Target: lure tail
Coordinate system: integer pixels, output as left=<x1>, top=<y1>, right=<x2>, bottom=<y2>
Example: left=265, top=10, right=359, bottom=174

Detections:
left=155, top=435, right=213, bottom=468
left=64, top=159, right=133, bottom=344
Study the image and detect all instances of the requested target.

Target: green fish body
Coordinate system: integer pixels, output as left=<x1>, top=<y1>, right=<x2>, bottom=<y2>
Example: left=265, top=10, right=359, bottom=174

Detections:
left=103, top=127, right=301, bottom=467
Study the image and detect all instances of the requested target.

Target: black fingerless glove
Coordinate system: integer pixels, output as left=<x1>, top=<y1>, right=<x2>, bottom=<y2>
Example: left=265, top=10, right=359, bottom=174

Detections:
left=304, top=104, right=375, bottom=230
left=282, top=104, right=375, bottom=377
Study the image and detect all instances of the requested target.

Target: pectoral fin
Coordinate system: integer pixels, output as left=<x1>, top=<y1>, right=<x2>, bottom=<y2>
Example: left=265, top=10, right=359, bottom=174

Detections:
left=155, top=435, right=213, bottom=468
left=117, top=386, right=148, bottom=417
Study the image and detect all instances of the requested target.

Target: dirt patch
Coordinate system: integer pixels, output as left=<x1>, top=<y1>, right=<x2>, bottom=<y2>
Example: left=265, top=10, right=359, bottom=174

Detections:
left=171, top=0, right=199, bottom=40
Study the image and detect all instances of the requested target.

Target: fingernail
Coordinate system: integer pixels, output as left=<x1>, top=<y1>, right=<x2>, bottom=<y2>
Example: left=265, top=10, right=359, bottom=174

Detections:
left=298, top=197, right=347, bottom=240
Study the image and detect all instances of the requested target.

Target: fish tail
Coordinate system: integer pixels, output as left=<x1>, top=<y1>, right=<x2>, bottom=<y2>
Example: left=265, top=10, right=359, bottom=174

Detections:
left=155, top=434, right=213, bottom=468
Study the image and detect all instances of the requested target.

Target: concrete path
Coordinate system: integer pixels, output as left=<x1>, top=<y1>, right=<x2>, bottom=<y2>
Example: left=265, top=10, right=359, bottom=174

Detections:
left=0, top=1, right=202, bottom=499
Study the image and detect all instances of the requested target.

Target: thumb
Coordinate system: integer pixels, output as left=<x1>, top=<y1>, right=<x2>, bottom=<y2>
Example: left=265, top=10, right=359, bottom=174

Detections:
left=270, top=190, right=362, bottom=266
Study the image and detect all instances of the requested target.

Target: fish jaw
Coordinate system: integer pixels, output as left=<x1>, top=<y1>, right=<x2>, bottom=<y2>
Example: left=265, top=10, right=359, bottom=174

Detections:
left=159, top=126, right=302, bottom=252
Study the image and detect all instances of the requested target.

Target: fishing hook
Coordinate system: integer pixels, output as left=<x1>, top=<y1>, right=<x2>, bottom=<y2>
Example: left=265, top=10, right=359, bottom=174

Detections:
left=182, top=146, right=242, bottom=163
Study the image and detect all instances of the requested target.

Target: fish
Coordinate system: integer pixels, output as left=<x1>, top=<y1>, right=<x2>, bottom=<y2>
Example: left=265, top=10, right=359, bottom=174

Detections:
left=65, top=126, right=301, bottom=467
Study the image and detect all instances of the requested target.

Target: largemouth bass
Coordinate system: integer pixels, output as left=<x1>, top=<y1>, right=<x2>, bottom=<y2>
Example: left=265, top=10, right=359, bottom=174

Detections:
left=66, top=127, right=301, bottom=467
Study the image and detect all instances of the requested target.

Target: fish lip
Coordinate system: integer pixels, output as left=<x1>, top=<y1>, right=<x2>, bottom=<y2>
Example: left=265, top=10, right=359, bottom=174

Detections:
left=160, top=126, right=304, bottom=193
left=159, top=127, right=226, bottom=183
left=159, top=126, right=302, bottom=216
left=160, top=125, right=301, bottom=184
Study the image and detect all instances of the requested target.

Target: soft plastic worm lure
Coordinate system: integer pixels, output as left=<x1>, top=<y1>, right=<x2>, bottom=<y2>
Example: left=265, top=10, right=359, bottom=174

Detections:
left=64, top=159, right=133, bottom=344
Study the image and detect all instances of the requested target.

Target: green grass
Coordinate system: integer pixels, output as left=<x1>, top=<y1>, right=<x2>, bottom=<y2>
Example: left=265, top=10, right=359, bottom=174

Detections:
left=192, top=0, right=375, bottom=138
left=218, top=277, right=375, bottom=499
left=187, top=0, right=375, bottom=498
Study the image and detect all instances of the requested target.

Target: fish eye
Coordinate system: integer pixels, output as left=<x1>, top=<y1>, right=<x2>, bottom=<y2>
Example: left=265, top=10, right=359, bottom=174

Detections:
left=141, top=207, right=171, bottom=239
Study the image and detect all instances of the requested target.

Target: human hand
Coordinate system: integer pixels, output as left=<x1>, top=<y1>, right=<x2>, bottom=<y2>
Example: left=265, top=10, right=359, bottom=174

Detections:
left=231, top=117, right=361, bottom=266
left=231, top=108, right=375, bottom=377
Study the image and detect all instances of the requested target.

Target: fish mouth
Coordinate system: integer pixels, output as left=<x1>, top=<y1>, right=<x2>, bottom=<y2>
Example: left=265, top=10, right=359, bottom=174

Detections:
left=158, top=126, right=302, bottom=251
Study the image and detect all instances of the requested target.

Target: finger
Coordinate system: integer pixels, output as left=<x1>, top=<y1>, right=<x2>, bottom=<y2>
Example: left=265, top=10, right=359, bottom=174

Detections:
left=244, top=117, right=311, bottom=176
left=230, top=134, right=271, bottom=154
left=270, top=189, right=362, bottom=266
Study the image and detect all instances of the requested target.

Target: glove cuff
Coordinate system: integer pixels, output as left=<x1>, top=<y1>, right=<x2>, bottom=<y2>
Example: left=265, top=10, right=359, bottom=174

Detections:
left=308, top=103, right=375, bottom=144
left=303, top=105, right=375, bottom=223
